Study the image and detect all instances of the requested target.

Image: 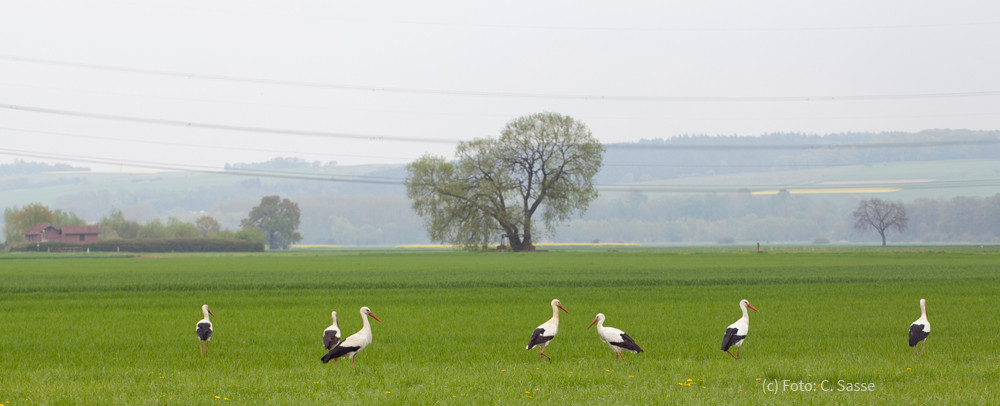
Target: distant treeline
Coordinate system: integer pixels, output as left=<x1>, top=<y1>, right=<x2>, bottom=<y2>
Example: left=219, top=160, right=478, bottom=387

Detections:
left=0, top=160, right=88, bottom=175
left=560, top=192, right=1000, bottom=244
left=599, top=129, right=1000, bottom=183
left=10, top=238, right=264, bottom=253
left=224, top=157, right=337, bottom=171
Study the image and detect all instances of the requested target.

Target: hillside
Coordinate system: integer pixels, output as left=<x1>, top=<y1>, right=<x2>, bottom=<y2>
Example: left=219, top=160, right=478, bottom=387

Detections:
left=2, top=130, right=999, bottom=245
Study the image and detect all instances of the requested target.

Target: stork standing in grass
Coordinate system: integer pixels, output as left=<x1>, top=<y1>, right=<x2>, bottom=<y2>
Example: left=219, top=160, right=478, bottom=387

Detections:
left=721, top=299, right=759, bottom=360
left=321, top=306, right=381, bottom=368
left=909, top=298, right=931, bottom=355
left=196, top=304, right=214, bottom=357
left=588, top=313, right=643, bottom=361
left=526, top=299, right=568, bottom=360
left=323, top=311, right=341, bottom=361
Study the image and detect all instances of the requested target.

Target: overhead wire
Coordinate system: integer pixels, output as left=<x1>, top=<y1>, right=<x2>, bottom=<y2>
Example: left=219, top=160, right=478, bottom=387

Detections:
left=3, top=102, right=998, bottom=151
left=3, top=55, right=999, bottom=102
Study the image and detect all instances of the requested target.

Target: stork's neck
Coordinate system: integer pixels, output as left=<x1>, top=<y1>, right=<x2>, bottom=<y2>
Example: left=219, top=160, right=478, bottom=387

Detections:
left=740, top=304, right=749, bottom=319
left=360, top=311, right=372, bottom=333
left=551, top=304, right=562, bottom=320
left=920, top=301, right=927, bottom=318
left=202, top=307, right=211, bottom=320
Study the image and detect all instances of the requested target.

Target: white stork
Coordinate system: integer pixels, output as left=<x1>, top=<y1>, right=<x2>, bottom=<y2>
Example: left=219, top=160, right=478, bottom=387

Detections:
left=526, top=299, right=568, bottom=360
left=588, top=313, right=643, bottom=361
left=323, top=310, right=341, bottom=355
left=321, top=306, right=381, bottom=368
left=721, top=299, right=759, bottom=360
left=908, top=298, right=931, bottom=355
left=196, top=304, right=214, bottom=357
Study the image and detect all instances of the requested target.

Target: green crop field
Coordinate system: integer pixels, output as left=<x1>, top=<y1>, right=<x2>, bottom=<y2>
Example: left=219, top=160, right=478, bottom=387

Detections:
left=1, top=249, right=998, bottom=405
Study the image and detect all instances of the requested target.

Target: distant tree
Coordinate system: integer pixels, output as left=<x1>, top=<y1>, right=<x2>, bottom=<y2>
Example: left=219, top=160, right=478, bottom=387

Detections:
left=3, top=203, right=55, bottom=244
left=218, top=228, right=266, bottom=244
left=138, top=219, right=167, bottom=239
left=195, top=216, right=221, bottom=237
left=853, top=198, right=908, bottom=246
left=405, top=112, right=604, bottom=251
left=240, top=195, right=303, bottom=249
left=53, top=209, right=86, bottom=227
left=98, top=208, right=141, bottom=239
left=165, top=217, right=200, bottom=238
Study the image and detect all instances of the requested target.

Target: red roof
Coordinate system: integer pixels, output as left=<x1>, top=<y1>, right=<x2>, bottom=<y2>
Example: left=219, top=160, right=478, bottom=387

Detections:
left=60, top=226, right=101, bottom=235
left=24, top=223, right=55, bottom=235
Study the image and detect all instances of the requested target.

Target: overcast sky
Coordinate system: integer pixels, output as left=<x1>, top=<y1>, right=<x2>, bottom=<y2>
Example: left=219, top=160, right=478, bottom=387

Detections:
left=1, top=0, right=998, bottom=172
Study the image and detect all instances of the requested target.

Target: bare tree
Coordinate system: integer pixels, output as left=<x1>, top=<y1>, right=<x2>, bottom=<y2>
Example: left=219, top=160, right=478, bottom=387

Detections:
left=853, top=199, right=908, bottom=246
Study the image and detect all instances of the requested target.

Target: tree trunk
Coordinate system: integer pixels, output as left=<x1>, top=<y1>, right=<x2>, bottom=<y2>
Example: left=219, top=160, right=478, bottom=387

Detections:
left=879, top=229, right=886, bottom=246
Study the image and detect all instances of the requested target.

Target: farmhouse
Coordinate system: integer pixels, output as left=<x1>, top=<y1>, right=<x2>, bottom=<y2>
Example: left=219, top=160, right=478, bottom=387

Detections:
left=24, top=223, right=100, bottom=245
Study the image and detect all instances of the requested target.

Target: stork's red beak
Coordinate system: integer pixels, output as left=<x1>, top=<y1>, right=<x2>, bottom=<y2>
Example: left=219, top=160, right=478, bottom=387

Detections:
left=368, top=311, right=382, bottom=323
left=208, top=309, right=214, bottom=317
left=747, top=303, right=759, bottom=313
left=587, top=318, right=598, bottom=329
left=558, top=304, right=568, bottom=314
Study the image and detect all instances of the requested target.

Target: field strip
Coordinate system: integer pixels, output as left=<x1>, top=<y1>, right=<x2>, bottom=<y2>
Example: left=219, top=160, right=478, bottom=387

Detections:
left=817, top=179, right=935, bottom=185
left=753, top=187, right=902, bottom=195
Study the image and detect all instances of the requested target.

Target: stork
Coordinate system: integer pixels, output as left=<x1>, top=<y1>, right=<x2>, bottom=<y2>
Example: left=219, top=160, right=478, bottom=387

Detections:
left=721, top=299, right=759, bottom=360
left=526, top=299, right=568, bottom=360
left=196, top=304, right=214, bottom=357
left=321, top=306, right=381, bottom=368
left=588, top=313, right=643, bottom=361
left=323, top=310, right=341, bottom=359
left=909, top=298, right=931, bottom=355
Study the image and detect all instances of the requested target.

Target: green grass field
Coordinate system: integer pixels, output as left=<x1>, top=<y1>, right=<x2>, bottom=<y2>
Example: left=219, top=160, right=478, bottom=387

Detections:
left=1, top=249, right=998, bottom=405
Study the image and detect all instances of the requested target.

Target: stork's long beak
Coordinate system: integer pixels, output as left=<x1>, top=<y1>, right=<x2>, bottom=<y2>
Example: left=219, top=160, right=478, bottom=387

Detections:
left=558, top=304, right=568, bottom=314
left=368, top=311, right=382, bottom=323
left=747, top=303, right=759, bottom=313
left=208, top=309, right=215, bottom=317
left=587, top=318, right=598, bottom=329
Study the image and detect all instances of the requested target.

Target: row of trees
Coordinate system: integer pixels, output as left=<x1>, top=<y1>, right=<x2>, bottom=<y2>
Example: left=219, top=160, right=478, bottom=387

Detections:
left=3, top=195, right=303, bottom=250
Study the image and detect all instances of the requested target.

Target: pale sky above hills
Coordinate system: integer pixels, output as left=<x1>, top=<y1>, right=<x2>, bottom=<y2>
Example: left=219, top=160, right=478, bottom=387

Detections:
left=1, top=0, right=998, bottom=172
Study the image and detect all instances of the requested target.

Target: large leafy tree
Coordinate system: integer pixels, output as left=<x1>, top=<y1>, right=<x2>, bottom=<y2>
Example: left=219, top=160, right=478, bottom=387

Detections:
left=405, top=112, right=604, bottom=251
left=3, top=203, right=55, bottom=244
left=853, top=198, right=908, bottom=246
left=241, top=195, right=303, bottom=249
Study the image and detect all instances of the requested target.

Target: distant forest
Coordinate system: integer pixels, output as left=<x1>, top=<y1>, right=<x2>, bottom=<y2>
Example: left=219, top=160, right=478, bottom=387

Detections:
left=2, top=130, right=999, bottom=245
left=0, top=160, right=87, bottom=176
left=598, top=129, right=1000, bottom=183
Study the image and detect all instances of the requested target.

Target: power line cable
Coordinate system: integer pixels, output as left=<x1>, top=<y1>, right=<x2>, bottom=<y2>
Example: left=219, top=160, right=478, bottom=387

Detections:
left=0, top=126, right=413, bottom=162
left=3, top=55, right=1000, bottom=102
left=0, top=103, right=461, bottom=144
left=0, top=148, right=405, bottom=185
left=4, top=101, right=998, bottom=150
left=4, top=147, right=999, bottom=192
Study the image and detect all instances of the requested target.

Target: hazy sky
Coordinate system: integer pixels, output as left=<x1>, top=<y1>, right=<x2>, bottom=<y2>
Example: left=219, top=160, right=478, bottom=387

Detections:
left=2, top=0, right=998, bottom=172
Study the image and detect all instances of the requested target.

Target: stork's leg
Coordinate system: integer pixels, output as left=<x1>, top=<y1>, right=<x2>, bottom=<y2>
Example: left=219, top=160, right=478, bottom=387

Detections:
left=350, top=357, right=356, bottom=369
left=920, top=340, right=926, bottom=355
left=726, top=349, right=737, bottom=359
left=735, top=345, right=742, bottom=360
left=539, top=347, right=551, bottom=360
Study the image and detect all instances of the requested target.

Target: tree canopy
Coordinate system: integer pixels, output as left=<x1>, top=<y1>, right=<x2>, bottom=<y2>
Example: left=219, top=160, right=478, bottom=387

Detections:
left=853, top=198, right=908, bottom=246
left=3, top=203, right=55, bottom=244
left=405, top=112, right=604, bottom=251
left=240, top=195, right=303, bottom=249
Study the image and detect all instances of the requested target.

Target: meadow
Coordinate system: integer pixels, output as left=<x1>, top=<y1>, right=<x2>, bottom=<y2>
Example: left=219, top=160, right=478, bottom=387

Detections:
left=1, top=248, right=998, bottom=405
